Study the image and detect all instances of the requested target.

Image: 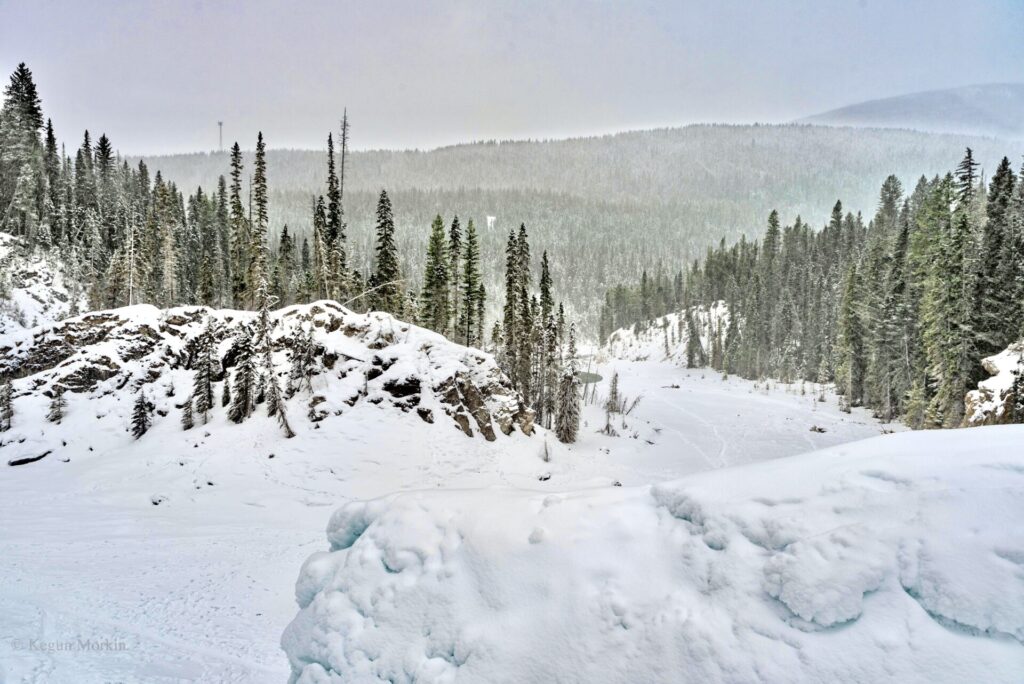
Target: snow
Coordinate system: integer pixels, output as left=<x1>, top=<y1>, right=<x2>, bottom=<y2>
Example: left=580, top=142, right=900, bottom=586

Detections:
left=0, top=292, right=1018, bottom=683
left=604, top=303, right=727, bottom=364
left=0, top=344, right=910, bottom=683
left=283, top=426, right=1024, bottom=683
left=0, top=234, right=86, bottom=335
left=966, top=340, right=1023, bottom=424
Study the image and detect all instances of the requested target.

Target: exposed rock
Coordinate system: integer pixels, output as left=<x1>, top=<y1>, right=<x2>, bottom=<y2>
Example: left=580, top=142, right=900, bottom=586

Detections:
left=965, top=341, right=1024, bottom=425
left=2, top=300, right=534, bottom=447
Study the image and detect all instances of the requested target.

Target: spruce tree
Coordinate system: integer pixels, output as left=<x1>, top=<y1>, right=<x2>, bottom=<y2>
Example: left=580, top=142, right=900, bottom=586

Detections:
left=249, top=132, right=269, bottom=302
left=0, top=375, right=13, bottom=431
left=458, top=218, right=482, bottom=346
left=181, top=398, right=194, bottom=430
left=227, top=330, right=256, bottom=423
left=420, top=214, right=450, bottom=333
left=228, top=142, right=249, bottom=308
left=555, top=323, right=581, bottom=443
left=287, top=322, right=315, bottom=396
left=192, top=319, right=216, bottom=423
left=131, top=388, right=151, bottom=439
left=448, top=215, right=462, bottom=332
left=370, top=190, right=402, bottom=315
left=46, top=385, right=66, bottom=423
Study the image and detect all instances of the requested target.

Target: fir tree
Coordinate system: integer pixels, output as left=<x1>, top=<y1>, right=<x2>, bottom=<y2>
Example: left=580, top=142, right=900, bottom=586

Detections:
left=287, top=322, right=315, bottom=396
left=131, top=388, right=151, bottom=439
left=228, top=142, right=249, bottom=308
left=181, top=398, right=194, bottom=430
left=370, top=190, right=402, bottom=315
left=447, top=215, right=462, bottom=332
left=192, top=319, right=216, bottom=423
left=249, top=132, right=269, bottom=302
left=555, top=323, right=581, bottom=443
left=0, top=375, right=13, bottom=431
left=458, top=218, right=482, bottom=346
left=46, top=385, right=66, bottom=423
left=227, top=330, right=256, bottom=423
left=420, top=214, right=450, bottom=333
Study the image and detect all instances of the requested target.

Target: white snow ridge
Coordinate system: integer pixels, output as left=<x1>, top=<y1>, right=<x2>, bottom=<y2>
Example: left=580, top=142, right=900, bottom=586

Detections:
left=283, top=426, right=1024, bottom=684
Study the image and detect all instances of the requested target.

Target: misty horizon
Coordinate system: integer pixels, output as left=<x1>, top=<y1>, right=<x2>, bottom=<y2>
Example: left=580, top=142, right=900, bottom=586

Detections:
left=3, top=0, right=1023, bottom=155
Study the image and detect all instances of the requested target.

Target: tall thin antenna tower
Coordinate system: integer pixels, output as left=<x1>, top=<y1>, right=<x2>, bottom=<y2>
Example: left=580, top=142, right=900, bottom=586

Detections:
left=218, top=121, right=223, bottom=152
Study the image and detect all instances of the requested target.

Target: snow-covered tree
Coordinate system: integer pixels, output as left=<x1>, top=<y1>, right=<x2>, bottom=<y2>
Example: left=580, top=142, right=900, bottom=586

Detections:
left=0, top=375, right=13, bottom=431
left=556, top=324, right=580, bottom=443
left=46, top=385, right=66, bottom=423
left=131, top=388, right=151, bottom=439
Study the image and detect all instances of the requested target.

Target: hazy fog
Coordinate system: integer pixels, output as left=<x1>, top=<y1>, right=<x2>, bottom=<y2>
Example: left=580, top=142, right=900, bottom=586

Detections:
left=2, top=0, right=1022, bottom=154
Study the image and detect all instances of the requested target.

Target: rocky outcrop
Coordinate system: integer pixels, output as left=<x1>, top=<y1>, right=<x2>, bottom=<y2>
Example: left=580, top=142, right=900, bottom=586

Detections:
left=965, top=341, right=1023, bottom=425
left=1, top=301, right=534, bottom=443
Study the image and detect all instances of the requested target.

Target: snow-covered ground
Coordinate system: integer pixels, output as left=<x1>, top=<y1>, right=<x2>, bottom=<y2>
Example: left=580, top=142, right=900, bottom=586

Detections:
left=0, top=350, right=902, bottom=683
left=284, top=425, right=1024, bottom=684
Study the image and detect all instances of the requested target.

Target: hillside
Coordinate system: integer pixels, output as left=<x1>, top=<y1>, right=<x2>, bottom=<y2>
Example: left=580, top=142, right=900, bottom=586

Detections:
left=132, top=125, right=1023, bottom=333
left=0, top=234, right=87, bottom=335
left=0, top=301, right=534, bottom=470
left=802, top=83, right=1024, bottom=139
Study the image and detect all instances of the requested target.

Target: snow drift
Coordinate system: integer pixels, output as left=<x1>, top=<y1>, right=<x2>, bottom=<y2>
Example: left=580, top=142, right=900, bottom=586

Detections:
left=283, top=426, right=1024, bottom=683
left=0, top=300, right=533, bottom=467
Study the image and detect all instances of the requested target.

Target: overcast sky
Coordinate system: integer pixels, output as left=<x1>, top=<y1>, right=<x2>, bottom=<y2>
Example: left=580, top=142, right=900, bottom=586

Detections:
left=2, top=0, right=1022, bottom=155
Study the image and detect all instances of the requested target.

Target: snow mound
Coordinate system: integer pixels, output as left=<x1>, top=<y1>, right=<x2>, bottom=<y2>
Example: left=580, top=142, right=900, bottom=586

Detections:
left=283, top=426, right=1024, bottom=683
left=966, top=340, right=1023, bottom=425
left=604, top=302, right=728, bottom=364
left=0, top=233, right=86, bottom=334
left=1, top=301, right=533, bottom=467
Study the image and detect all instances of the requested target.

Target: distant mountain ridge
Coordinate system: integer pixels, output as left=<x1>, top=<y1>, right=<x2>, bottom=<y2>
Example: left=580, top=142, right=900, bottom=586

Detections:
left=801, top=83, right=1024, bottom=139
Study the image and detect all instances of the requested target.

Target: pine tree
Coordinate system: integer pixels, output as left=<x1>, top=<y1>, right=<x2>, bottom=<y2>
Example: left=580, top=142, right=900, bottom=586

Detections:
left=685, top=311, right=707, bottom=367
left=228, top=143, right=249, bottom=308
left=287, top=322, right=315, bottom=396
left=836, top=263, right=866, bottom=410
left=420, top=214, right=450, bottom=333
left=501, top=228, right=519, bottom=381
left=227, top=330, right=256, bottom=423
left=311, top=196, right=329, bottom=299
left=325, top=133, right=347, bottom=298
left=555, top=323, right=581, bottom=443
left=192, top=319, right=216, bottom=423
left=249, top=132, right=269, bottom=302
left=447, top=215, right=462, bottom=333
left=458, top=218, right=482, bottom=346
left=131, top=388, right=151, bottom=439
left=370, top=190, right=402, bottom=315
left=605, top=370, right=621, bottom=414
left=46, top=384, right=66, bottom=423
left=181, top=398, right=194, bottom=430
left=252, top=277, right=294, bottom=437
left=0, top=375, right=13, bottom=431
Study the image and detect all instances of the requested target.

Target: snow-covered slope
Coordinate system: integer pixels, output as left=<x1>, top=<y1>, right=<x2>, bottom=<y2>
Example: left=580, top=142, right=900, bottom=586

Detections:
left=284, top=426, right=1024, bottom=683
left=604, top=303, right=727, bottom=364
left=0, top=233, right=86, bottom=335
left=0, top=301, right=533, bottom=468
left=966, top=340, right=1023, bottom=425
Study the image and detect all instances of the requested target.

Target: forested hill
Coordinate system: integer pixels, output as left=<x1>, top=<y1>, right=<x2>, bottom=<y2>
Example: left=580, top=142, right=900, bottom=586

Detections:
left=802, top=83, right=1024, bottom=140
left=135, top=125, right=1021, bottom=333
